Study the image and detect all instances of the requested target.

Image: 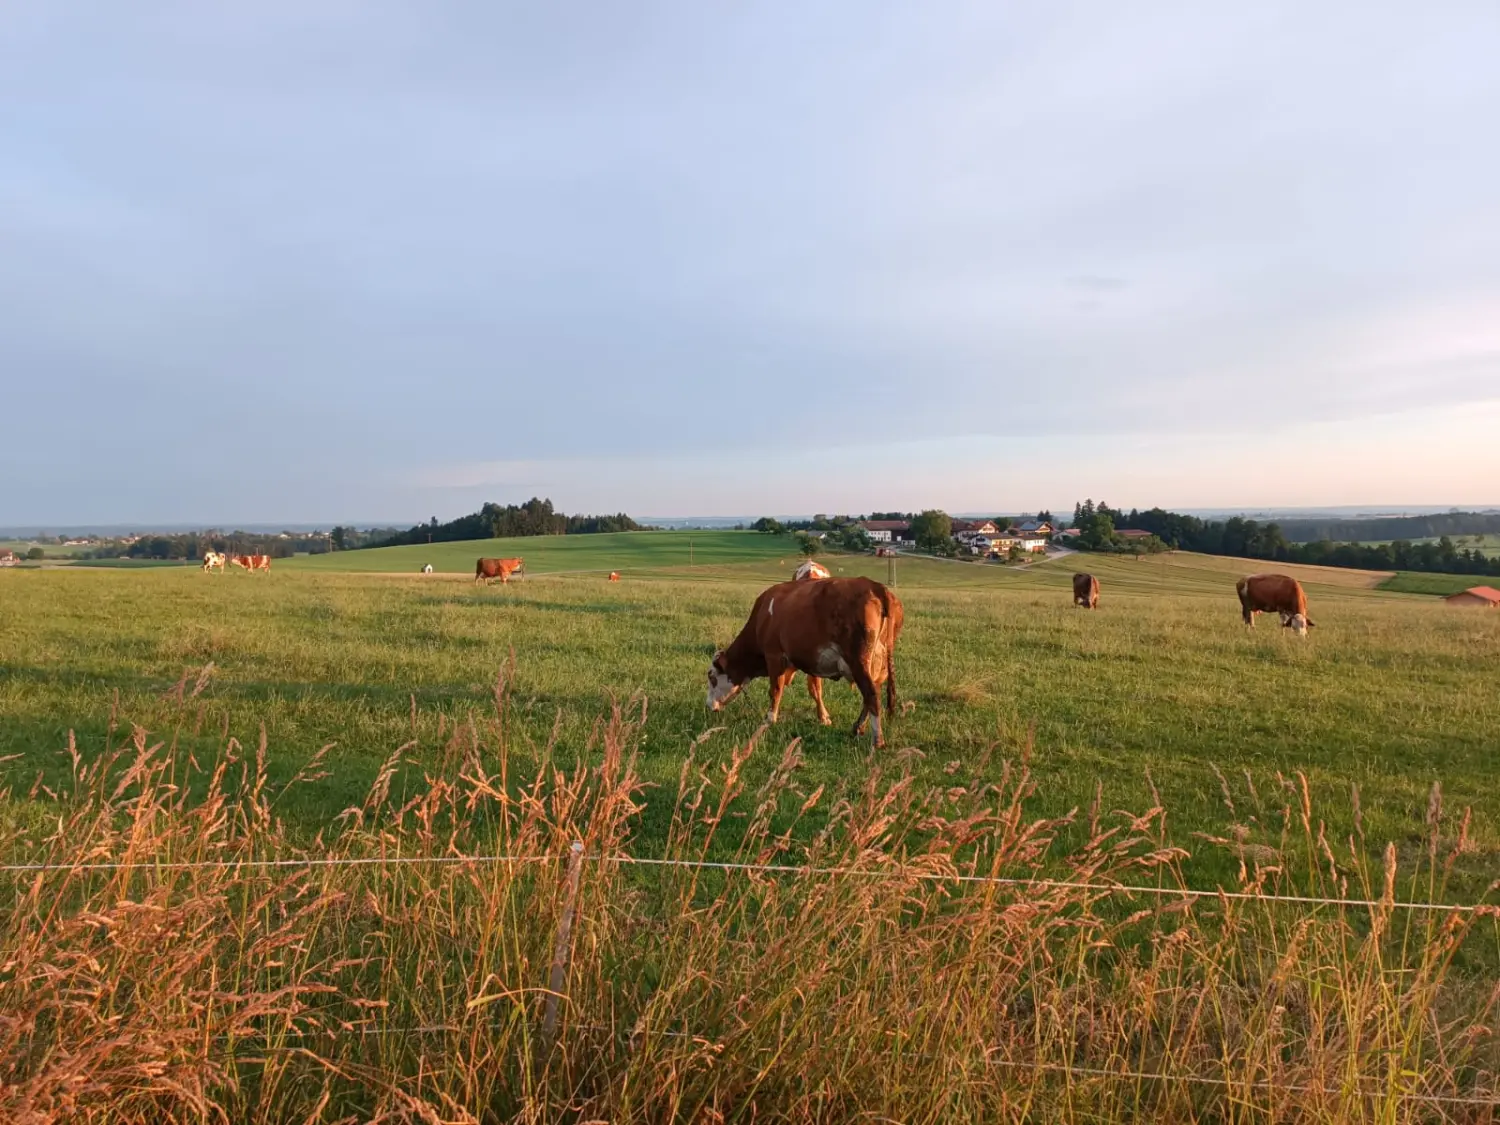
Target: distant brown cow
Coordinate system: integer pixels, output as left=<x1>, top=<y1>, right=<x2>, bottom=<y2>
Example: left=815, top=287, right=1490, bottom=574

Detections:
left=793, top=559, right=830, bottom=581
left=475, top=557, right=524, bottom=584
left=1236, top=573, right=1314, bottom=636
left=229, top=554, right=271, bottom=572
left=608, top=571, right=620, bottom=582
left=1073, top=572, right=1099, bottom=609
left=706, top=576, right=903, bottom=747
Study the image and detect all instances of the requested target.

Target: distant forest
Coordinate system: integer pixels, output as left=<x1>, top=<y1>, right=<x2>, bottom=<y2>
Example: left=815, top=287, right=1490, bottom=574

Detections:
left=359, top=499, right=646, bottom=549
left=80, top=530, right=343, bottom=560
left=1071, top=501, right=1500, bottom=579
left=1273, top=512, right=1500, bottom=543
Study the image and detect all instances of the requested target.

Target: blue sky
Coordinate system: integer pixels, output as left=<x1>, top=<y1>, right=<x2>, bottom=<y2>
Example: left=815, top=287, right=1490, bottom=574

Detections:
left=3, top=2, right=1498, bottom=524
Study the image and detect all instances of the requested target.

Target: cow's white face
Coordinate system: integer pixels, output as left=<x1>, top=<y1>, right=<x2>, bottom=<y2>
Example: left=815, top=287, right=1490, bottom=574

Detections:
left=706, top=651, right=742, bottom=711
left=1285, top=613, right=1308, bottom=636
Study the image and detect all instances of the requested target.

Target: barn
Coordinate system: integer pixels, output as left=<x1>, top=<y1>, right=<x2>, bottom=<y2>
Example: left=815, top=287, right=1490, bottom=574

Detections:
left=1443, top=586, right=1500, bottom=608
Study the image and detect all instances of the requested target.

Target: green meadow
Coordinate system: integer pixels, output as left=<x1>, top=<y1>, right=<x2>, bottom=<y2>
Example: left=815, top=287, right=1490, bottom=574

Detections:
left=4, top=533, right=1497, bottom=897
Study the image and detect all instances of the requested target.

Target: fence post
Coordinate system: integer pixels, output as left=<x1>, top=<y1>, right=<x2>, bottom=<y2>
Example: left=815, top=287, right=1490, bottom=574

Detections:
left=541, top=841, right=585, bottom=1055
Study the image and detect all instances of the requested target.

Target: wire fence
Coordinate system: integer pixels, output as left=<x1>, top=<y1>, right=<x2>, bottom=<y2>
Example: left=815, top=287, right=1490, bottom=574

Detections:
left=2, top=847, right=1492, bottom=916
left=7, top=840, right=1500, bottom=1111
left=196, top=1021, right=1500, bottom=1109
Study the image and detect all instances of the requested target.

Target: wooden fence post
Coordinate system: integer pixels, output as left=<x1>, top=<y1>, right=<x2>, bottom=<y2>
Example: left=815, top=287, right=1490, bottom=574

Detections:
left=541, top=841, right=585, bottom=1055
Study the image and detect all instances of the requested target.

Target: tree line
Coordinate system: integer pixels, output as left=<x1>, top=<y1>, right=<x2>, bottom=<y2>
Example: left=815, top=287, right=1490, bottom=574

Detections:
left=1070, top=500, right=1500, bottom=578
left=360, top=499, right=646, bottom=549
left=79, top=530, right=340, bottom=560
left=1274, top=511, right=1500, bottom=544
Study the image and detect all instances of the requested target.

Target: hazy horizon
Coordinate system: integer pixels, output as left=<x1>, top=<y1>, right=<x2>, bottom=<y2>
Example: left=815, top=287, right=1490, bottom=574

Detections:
left=6, top=502, right=1499, bottom=541
left=4, top=3, right=1498, bottom=525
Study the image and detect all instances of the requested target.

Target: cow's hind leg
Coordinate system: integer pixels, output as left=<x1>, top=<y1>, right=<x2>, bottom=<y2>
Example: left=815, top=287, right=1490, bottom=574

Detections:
left=848, top=664, right=883, bottom=748
left=806, top=675, right=831, bottom=725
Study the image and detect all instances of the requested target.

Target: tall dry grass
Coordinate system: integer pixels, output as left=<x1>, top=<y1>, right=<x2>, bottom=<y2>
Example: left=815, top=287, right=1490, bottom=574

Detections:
left=3, top=663, right=1499, bottom=1123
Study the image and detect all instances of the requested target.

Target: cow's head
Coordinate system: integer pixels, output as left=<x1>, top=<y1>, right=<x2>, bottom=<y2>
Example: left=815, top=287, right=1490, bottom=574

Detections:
left=706, top=650, right=742, bottom=711
left=1284, top=613, right=1309, bottom=636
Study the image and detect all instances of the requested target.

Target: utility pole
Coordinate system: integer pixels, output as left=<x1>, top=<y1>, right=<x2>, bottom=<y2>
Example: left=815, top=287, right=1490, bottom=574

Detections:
left=689, top=538, right=694, bottom=566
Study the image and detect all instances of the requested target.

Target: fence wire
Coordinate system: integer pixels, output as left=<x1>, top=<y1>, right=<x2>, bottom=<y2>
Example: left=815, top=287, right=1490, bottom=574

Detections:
left=2, top=847, right=1491, bottom=915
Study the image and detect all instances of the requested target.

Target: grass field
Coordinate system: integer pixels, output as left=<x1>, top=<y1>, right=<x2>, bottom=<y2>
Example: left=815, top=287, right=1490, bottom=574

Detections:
left=7, top=534, right=1500, bottom=1120
left=61, top=557, right=199, bottom=569
left=283, top=528, right=796, bottom=575
left=1379, top=570, right=1495, bottom=596
left=5, top=535, right=1499, bottom=894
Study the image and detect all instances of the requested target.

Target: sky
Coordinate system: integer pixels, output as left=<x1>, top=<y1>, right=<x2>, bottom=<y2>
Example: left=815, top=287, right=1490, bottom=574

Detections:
left=3, top=2, right=1499, bottom=526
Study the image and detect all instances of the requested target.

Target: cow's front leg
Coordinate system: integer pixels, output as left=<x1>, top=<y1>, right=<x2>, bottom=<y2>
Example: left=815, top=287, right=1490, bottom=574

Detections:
left=806, top=675, right=832, bottom=725
left=765, top=658, right=794, bottom=725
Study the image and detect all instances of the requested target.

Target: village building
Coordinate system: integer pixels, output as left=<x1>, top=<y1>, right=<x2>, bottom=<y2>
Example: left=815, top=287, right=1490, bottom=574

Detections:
left=858, top=520, right=912, bottom=544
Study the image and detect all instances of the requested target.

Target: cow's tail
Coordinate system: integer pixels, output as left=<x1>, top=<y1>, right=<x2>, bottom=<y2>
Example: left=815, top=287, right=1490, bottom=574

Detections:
left=877, top=586, right=901, bottom=714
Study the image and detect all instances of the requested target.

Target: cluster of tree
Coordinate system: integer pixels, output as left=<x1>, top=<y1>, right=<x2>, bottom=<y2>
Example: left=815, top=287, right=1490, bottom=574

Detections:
left=751, top=516, right=872, bottom=553
left=329, top=525, right=405, bottom=551
left=80, top=530, right=335, bottom=560
left=1069, top=501, right=1169, bottom=553
left=909, top=510, right=955, bottom=554
left=1069, top=501, right=1500, bottom=577
left=365, top=499, right=646, bottom=549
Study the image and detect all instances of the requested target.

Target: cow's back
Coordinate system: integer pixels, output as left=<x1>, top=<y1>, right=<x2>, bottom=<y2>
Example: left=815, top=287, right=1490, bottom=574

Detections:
left=756, top=577, right=898, bottom=665
left=1241, top=573, right=1304, bottom=613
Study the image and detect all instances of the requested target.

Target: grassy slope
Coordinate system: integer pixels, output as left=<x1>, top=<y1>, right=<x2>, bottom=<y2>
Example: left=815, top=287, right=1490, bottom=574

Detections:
left=3, top=543, right=1499, bottom=897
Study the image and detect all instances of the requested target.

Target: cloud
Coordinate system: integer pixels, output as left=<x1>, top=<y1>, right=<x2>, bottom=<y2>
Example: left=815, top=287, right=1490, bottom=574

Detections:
left=1066, top=275, right=1130, bottom=292
left=2, top=2, right=1499, bottom=520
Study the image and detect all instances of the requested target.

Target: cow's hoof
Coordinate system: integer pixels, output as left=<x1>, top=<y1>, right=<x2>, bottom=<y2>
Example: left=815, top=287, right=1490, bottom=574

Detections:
left=818, top=716, right=833, bottom=727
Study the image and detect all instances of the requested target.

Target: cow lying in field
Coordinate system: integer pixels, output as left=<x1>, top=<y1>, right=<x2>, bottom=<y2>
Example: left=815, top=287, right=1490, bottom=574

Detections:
left=706, top=576, right=903, bottom=747
left=793, top=559, right=830, bottom=581
left=608, top=571, right=620, bottom=582
left=1073, top=572, right=1099, bottom=608
left=1236, top=573, right=1314, bottom=636
left=475, top=557, right=524, bottom=584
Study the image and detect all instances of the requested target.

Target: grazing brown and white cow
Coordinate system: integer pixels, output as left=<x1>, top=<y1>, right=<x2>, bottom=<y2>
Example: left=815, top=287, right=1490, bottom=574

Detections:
left=706, top=576, right=904, bottom=747
left=475, top=557, right=524, bottom=584
left=608, top=571, right=621, bottom=582
left=1236, top=573, right=1314, bottom=636
left=230, top=554, right=271, bottom=572
left=1073, top=572, right=1099, bottom=609
left=793, top=559, right=830, bottom=581
left=202, top=551, right=226, bottom=572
